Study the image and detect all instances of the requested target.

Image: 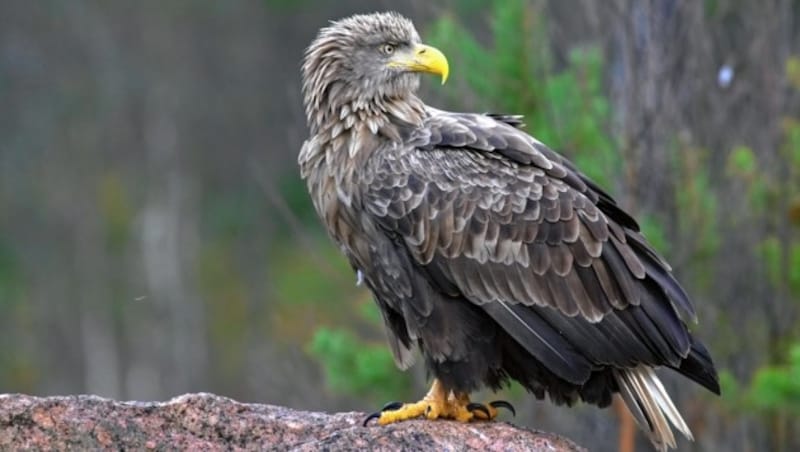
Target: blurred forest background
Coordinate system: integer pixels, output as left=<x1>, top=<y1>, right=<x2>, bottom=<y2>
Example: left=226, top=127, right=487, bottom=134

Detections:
left=1, top=0, right=799, bottom=450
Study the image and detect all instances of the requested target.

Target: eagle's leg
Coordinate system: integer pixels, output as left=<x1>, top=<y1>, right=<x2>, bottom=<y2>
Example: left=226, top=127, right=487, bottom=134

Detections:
left=363, top=379, right=514, bottom=426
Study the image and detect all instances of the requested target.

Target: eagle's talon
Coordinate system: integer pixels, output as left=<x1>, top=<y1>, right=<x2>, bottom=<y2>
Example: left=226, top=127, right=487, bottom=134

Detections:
left=362, top=411, right=382, bottom=427
left=489, top=400, right=516, bottom=417
left=466, top=402, right=491, bottom=420
left=363, top=401, right=415, bottom=426
left=382, top=401, right=404, bottom=412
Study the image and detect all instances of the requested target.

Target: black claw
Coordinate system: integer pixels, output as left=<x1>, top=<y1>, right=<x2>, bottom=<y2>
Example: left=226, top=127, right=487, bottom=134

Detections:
left=489, top=400, right=516, bottom=417
left=363, top=411, right=381, bottom=427
left=363, top=401, right=405, bottom=427
left=382, top=401, right=404, bottom=412
left=466, top=402, right=491, bottom=419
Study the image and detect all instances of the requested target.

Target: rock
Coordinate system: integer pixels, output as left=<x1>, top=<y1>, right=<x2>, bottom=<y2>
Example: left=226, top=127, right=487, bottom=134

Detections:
left=0, top=393, right=585, bottom=451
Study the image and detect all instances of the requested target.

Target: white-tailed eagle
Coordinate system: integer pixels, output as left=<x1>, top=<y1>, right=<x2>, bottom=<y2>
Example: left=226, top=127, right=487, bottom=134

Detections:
left=299, top=12, right=719, bottom=451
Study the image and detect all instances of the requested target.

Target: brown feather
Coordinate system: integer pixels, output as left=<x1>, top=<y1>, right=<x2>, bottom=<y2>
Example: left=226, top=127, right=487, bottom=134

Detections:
left=593, top=258, right=626, bottom=309
left=565, top=268, right=603, bottom=322
left=612, top=236, right=647, bottom=279
left=550, top=243, right=574, bottom=277
left=547, top=274, right=580, bottom=317
left=530, top=242, right=551, bottom=275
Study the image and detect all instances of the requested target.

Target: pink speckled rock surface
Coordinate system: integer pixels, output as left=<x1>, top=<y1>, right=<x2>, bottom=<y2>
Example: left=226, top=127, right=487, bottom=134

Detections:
left=0, top=393, right=585, bottom=451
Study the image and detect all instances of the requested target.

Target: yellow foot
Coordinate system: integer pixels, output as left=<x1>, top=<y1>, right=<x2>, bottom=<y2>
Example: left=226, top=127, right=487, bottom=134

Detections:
left=362, top=379, right=515, bottom=426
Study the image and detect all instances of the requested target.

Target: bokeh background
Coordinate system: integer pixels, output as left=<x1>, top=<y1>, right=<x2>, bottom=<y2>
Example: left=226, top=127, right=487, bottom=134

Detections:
left=2, top=0, right=799, bottom=450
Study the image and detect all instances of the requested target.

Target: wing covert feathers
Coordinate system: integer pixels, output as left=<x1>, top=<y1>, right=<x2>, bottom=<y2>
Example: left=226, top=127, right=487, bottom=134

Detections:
left=365, top=111, right=689, bottom=326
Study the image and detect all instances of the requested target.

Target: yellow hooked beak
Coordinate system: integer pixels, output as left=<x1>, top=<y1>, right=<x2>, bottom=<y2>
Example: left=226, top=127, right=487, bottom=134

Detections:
left=388, top=43, right=449, bottom=85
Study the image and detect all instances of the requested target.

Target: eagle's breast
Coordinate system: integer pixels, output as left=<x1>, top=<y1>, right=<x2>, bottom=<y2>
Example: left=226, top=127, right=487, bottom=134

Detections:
left=300, top=124, right=386, bottom=273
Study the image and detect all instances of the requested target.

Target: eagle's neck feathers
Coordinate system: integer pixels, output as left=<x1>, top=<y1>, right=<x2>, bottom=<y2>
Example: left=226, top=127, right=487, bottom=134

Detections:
left=299, top=81, right=426, bottom=251
left=306, top=92, right=426, bottom=142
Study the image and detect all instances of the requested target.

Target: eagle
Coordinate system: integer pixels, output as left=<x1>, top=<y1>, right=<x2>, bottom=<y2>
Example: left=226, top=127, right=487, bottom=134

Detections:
left=299, top=12, right=719, bottom=451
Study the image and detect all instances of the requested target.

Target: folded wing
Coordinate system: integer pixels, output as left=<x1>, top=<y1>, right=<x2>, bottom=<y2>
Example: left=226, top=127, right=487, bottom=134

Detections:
left=362, top=110, right=715, bottom=391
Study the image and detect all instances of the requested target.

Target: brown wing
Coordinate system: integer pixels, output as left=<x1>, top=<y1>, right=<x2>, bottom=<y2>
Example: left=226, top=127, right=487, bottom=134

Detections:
left=362, top=111, right=701, bottom=384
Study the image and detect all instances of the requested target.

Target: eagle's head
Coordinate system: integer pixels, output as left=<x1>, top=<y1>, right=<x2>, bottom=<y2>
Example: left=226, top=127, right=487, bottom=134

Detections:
left=302, top=12, right=448, bottom=134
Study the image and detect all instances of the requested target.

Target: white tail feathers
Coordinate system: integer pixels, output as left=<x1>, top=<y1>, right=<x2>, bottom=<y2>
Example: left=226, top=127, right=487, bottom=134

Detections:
left=614, top=366, right=693, bottom=451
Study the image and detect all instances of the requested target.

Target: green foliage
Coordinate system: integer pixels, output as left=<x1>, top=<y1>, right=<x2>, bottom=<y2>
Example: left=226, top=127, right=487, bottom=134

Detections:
left=638, top=214, right=670, bottom=256
left=267, top=240, right=366, bottom=347
left=278, top=176, right=319, bottom=235
left=720, top=344, right=800, bottom=415
left=308, top=327, right=412, bottom=402
left=726, top=100, right=800, bottom=299
left=716, top=54, right=800, bottom=443
left=427, top=0, right=619, bottom=187
left=268, top=238, right=407, bottom=400
left=271, top=241, right=355, bottom=308
left=782, top=117, right=800, bottom=174
left=727, top=145, right=757, bottom=178
left=758, top=238, right=800, bottom=298
left=718, top=369, right=747, bottom=412
left=674, top=148, right=720, bottom=269
left=549, top=47, right=618, bottom=187
left=294, top=253, right=410, bottom=400
left=726, top=145, right=770, bottom=210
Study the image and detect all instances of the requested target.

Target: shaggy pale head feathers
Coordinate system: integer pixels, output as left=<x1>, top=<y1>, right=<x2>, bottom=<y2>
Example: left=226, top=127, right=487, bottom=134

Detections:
left=302, top=12, right=447, bottom=135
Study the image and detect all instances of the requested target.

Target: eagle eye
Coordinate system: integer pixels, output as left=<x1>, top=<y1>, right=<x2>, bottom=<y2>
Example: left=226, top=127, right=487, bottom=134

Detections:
left=381, top=44, right=396, bottom=55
